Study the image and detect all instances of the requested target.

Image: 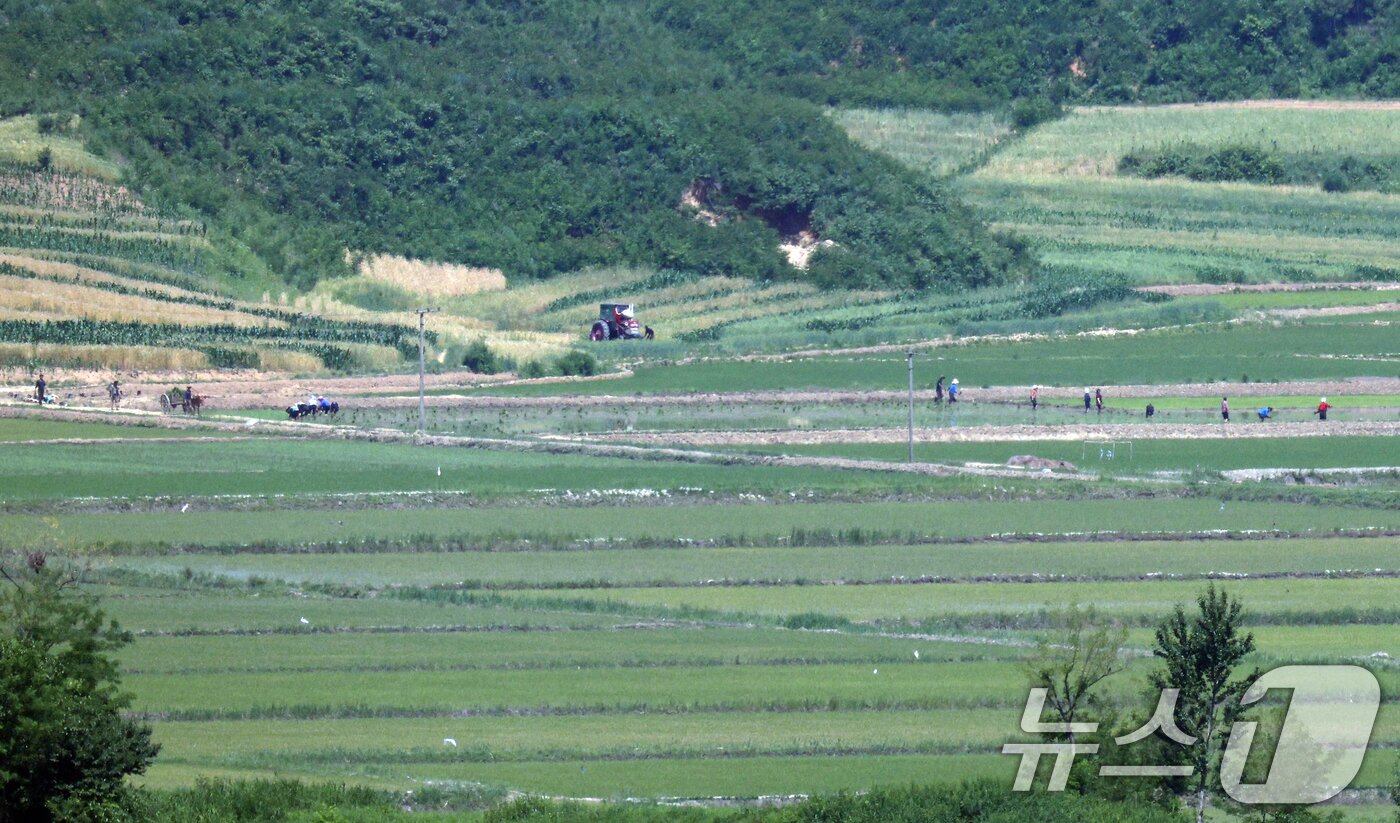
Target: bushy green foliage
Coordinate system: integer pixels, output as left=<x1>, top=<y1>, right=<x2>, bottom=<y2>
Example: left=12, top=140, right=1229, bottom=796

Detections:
left=1122, top=143, right=1400, bottom=192
left=325, top=279, right=417, bottom=313
left=136, top=779, right=405, bottom=822
left=554, top=350, right=600, bottom=377
left=1152, top=585, right=1258, bottom=823
left=461, top=339, right=502, bottom=375
left=1121, top=144, right=1285, bottom=184
left=483, top=782, right=1186, bottom=823
left=655, top=0, right=1400, bottom=105
left=0, top=555, right=158, bottom=823
left=518, top=360, right=548, bottom=379
left=125, top=779, right=1192, bottom=823
left=1011, top=98, right=1065, bottom=131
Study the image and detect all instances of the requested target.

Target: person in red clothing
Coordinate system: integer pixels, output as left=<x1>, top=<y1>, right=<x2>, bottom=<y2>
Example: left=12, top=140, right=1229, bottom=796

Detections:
left=1314, top=397, right=1329, bottom=421
left=1221, top=396, right=1229, bottom=422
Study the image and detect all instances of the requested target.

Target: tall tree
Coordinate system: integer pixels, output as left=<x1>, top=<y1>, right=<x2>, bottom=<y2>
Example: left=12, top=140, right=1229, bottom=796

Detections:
left=0, top=552, right=159, bottom=823
left=1022, top=604, right=1129, bottom=746
left=1152, top=584, right=1257, bottom=823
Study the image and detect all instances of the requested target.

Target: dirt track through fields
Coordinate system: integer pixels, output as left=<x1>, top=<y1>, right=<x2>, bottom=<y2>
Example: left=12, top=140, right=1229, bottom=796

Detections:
left=1141, top=282, right=1400, bottom=296
left=1078, top=100, right=1400, bottom=112
left=572, top=420, right=1400, bottom=446
left=0, top=403, right=1100, bottom=482
left=1265, top=302, right=1398, bottom=319
left=294, top=377, right=1400, bottom=410
left=12, top=377, right=1399, bottom=424
left=0, top=368, right=632, bottom=412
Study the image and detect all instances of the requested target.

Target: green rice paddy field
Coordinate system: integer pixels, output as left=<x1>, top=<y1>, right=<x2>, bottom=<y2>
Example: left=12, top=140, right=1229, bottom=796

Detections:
left=6, top=406, right=1389, bottom=816
left=6, top=102, right=1400, bottom=819
left=474, top=316, right=1399, bottom=396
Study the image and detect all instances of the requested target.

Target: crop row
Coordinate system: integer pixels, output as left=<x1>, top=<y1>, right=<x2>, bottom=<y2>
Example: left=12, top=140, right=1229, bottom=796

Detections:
left=0, top=166, right=143, bottom=213
left=0, top=316, right=418, bottom=357
left=10, top=496, right=1400, bottom=554
left=0, top=207, right=203, bottom=237
left=109, top=535, right=1400, bottom=591
left=0, top=222, right=208, bottom=272
left=118, top=627, right=997, bottom=676
left=481, top=575, right=1400, bottom=626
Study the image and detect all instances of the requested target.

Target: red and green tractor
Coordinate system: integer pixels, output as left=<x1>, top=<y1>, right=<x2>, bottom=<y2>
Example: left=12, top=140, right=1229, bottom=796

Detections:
left=590, top=303, right=653, bottom=341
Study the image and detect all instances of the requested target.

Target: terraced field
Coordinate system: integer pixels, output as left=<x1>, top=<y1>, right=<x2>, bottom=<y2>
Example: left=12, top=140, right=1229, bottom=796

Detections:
left=0, top=116, right=432, bottom=373
left=843, top=104, right=1400, bottom=287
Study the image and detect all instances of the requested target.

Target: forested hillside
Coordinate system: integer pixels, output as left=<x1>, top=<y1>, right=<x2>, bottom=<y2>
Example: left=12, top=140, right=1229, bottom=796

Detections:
left=661, top=0, right=1400, bottom=106
left=1, top=0, right=1395, bottom=293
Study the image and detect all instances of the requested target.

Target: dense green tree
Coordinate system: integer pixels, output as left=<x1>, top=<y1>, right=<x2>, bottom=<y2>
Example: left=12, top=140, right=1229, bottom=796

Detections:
left=1152, top=584, right=1258, bottom=823
left=0, top=553, right=158, bottom=823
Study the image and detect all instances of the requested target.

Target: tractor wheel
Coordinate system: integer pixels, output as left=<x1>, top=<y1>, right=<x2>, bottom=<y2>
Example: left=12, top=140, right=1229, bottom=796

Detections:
left=590, top=322, right=607, bottom=341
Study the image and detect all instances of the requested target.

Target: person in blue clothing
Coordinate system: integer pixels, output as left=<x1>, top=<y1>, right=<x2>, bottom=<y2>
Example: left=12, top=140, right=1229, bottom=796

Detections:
left=947, top=378, right=960, bottom=403
left=1256, top=406, right=1273, bottom=421
left=1083, top=388, right=1092, bottom=413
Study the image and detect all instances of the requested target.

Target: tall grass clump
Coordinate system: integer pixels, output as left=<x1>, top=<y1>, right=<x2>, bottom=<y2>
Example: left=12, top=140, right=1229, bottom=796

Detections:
left=357, top=252, right=506, bottom=297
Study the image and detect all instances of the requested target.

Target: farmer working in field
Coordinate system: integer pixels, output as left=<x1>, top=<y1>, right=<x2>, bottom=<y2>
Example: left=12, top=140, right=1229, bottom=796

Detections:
left=1095, top=388, right=1104, bottom=414
left=1314, top=397, right=1329, bottom=421
left=183, top=385, right=194, bottom=413
left=34, top=373, right=46, bottom=405
left=948, top=378, right=959, bottom=403
left=934, top=376, right=945, bottom=404
left=1256, top=406, right=1273, bottom=422
left=1030, top=386, right=1038, bottom=411
left=1221, top=397, right=1230, bottom=422
left=108, top=380, right=122, bottom=410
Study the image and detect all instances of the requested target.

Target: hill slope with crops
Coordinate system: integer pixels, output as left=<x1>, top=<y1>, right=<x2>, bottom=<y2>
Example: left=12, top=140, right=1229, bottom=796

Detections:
left=4, top=0, right=1398, bottom=295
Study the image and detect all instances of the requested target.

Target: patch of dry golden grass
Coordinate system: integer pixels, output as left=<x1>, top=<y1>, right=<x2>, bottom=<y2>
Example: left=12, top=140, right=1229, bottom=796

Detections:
left=253, top=349, right=324, bottom=373
left=334, top=343, right=407, bottom=371
left=0, top=343, right=208, bottom=371
left=0, top=273, right=281, bottom=328
left=357, top=253, right=507, bottom=298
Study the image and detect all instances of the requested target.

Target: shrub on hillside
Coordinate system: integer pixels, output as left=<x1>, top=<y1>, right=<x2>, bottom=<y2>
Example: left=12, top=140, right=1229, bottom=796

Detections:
left=1123, top=144, right=1398, bottom=193
left=1121, top=143, right=1283, bottom=184
left=461, top=339, right=502, bottom=375
left=1011, top=96, right=1064, bottom=130
left=554, top=350, right=599, bottom=377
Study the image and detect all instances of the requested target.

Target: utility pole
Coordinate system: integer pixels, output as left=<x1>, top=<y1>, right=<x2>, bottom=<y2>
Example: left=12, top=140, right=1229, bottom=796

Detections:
left=906, top=348, right=915, bottom=464
left=415, top=307, right=440, bottom=434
